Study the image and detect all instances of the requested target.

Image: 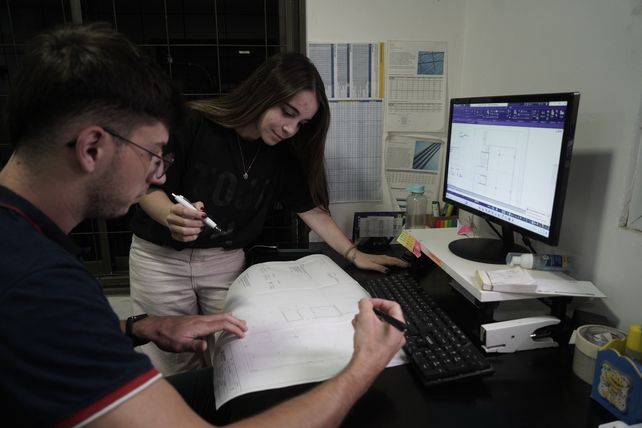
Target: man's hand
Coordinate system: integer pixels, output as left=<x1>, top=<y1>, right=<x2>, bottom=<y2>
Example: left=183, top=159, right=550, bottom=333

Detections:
left=136, top=313, right=247, bottom=353
left=350, top=298, right=406, bottom=372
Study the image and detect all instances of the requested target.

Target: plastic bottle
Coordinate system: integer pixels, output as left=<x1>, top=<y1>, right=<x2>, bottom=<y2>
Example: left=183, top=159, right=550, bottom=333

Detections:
left=431, top=201, right=441, bottom=217
left=506, top=252, right=570, bottom=271
left=405, top=185, right=428, bottom=229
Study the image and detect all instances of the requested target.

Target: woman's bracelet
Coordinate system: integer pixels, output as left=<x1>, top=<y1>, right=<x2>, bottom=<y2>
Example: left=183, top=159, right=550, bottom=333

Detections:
left=344, top=244, right=358, bottom=264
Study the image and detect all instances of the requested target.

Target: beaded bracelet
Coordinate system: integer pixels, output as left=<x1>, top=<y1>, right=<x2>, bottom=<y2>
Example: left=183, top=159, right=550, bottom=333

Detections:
left=344, top=244, right=358, bottom=264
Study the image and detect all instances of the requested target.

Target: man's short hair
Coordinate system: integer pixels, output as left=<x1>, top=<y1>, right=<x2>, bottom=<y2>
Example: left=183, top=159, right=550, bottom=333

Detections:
left=6, top=22, right=183, bottom=149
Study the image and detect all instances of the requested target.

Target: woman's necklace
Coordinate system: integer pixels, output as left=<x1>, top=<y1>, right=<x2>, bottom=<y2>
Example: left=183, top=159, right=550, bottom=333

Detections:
left=236, top=134, right=261, bottom=180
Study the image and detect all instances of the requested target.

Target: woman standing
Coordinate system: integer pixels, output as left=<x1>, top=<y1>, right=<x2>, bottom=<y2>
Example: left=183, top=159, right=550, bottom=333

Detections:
left=129, top=52, right=408, bottom=375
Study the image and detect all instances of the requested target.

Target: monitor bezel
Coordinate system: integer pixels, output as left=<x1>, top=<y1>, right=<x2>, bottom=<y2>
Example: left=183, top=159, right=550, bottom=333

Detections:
left=442, top=91, right=580, bottom=247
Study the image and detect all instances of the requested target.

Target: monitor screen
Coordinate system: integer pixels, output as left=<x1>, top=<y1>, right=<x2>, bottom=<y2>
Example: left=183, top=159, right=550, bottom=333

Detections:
left=443, top=92, right=580, bottom=264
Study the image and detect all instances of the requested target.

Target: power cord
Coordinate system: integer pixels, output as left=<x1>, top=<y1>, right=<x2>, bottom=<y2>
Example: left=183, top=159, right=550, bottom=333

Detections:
left=522, top=236, right=537, bottom=254
left=485, top=218, right=503, bottom=239
left=484, top=217, right=537, bottom=254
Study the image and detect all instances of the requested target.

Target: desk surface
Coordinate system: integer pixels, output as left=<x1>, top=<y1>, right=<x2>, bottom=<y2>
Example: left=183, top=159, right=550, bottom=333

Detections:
left=221, top=244, right=613, bottom=428
left=409, top=227, right=583, bottom=303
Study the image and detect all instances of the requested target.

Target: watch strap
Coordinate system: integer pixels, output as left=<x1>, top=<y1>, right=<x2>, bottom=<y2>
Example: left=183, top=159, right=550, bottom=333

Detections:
left=125, top=314, right=150, bottom=347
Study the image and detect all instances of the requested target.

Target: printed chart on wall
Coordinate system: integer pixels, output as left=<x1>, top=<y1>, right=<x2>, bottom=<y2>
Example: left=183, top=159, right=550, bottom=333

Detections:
left=326, top=100, right=383, bottom=202
left=385, top=134, right=444, bottom=209
left=385, top=40, right=447, bottom=133
left=308, top=42, right=385, bottom=202
left=308, top=42, right=383, bottom=99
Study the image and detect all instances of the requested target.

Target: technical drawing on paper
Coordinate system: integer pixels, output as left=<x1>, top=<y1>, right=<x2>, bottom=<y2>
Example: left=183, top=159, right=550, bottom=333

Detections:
left=212, top=254, right=407, bottom=408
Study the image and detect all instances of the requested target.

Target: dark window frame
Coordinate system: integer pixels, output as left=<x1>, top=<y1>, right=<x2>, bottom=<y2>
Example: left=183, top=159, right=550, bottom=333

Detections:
left=0, top=0, right=307, bottom=291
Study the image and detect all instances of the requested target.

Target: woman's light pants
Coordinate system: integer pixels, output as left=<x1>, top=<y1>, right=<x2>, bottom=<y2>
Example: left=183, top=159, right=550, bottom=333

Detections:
left=129, top=235, right=245, bottom=375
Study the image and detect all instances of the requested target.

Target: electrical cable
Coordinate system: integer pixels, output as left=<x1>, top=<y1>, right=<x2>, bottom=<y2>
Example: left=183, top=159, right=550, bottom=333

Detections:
left=522, top=236, right=537, bottom=254
left=485, top=218, right=503, bottom=239
left=485, top=218, right=538, bottom=254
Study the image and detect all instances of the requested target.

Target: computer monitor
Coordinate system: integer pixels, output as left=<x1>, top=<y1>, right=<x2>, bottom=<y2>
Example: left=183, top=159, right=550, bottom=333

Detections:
left=443, top=92, right=580, bottom=264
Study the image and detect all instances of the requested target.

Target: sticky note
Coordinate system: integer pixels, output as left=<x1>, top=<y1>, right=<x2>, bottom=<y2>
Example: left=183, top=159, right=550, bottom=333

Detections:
left=397, top=229, right=422, bottom=257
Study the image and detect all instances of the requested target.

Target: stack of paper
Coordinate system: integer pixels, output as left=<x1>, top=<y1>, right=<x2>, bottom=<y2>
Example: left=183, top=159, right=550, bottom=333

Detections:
left=476, top=267, right=607, bottom=297
left=476, top=267, right=537, bottom=293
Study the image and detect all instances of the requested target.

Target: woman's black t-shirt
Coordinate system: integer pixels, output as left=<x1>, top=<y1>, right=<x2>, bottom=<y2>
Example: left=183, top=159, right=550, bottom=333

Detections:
left=131, top=108, right=315, bottom=250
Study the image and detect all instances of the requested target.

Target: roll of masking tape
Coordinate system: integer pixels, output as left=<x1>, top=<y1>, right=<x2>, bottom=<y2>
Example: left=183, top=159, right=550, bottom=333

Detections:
left=572, top=324, right=626, bottom=384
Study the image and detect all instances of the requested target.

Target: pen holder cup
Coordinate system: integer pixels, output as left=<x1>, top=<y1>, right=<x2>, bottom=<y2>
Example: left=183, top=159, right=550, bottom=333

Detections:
left=427, top=215, right=458, bottom=229
left=590, top=339, right=642, bottom=425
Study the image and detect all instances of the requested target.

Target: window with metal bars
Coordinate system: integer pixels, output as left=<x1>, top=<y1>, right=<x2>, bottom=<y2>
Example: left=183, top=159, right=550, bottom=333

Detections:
left=0, top=0, right=307, bottom=290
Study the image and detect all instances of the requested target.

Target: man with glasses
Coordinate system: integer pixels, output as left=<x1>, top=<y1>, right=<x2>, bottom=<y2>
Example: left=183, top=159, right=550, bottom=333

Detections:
left=0, top=23, right=406, bottom=427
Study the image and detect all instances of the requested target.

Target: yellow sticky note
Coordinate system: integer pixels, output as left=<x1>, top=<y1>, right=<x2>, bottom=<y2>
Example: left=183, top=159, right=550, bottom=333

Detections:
left=397, top=230, right=423, bottom=258
left=397, top=229, right=414, bottom=250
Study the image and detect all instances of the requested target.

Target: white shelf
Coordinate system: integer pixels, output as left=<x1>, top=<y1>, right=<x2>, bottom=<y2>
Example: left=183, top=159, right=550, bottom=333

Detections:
left=408, top=228, right=577, bottom=303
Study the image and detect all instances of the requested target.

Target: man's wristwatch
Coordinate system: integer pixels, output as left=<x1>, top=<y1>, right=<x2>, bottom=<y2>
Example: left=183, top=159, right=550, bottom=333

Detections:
left=125, top=314, right=150, bottom=347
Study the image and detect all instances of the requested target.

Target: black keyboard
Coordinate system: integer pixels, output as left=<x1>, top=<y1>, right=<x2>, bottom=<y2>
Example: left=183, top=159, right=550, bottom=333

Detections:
left=363, top=271, right=494, bottom=387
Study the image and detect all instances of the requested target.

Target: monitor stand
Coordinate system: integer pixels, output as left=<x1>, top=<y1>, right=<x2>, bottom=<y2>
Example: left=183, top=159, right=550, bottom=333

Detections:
left=448, top=225, right=527, bottom=264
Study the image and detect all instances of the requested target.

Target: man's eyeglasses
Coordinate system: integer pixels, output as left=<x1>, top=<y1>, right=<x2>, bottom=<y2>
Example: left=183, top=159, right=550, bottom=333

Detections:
left=102, top=127, right=174, bottom=178
left=66, top=127, right=174, bottom=178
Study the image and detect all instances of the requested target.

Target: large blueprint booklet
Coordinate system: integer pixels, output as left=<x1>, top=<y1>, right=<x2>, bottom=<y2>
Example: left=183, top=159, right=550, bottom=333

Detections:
left=212, top=254, right=407, bottom=409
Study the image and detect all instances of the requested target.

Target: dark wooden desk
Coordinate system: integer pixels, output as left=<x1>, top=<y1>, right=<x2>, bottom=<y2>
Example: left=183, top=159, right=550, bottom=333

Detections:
left=222, top=244, right=613, bottom=428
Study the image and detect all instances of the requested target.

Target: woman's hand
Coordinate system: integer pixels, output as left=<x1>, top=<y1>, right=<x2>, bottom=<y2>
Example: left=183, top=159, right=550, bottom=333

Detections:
left=352, top=250, right=410, bottom=274
left=166, top=201, right=208, bottom=242
left=297, top=207, right=411, bottom=274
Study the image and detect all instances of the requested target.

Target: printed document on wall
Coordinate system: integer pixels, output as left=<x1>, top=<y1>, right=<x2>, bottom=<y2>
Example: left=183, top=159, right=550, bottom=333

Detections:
left=326, top=100, right=383, bottom=202
left=308, top=42, right=383, bottom=99
left=385, top=134, right=444, bottom=208
left=309, top=42, right=385, bottom=202
left=385, top=40, right=447, bottom=132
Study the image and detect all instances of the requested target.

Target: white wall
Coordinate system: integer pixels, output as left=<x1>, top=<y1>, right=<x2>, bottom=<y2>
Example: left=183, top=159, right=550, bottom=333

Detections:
left=306, top=0, right=468, bottom=234
left=308, top=0, right=642, bottom=329
left=460, top=0, right=642, bottom=329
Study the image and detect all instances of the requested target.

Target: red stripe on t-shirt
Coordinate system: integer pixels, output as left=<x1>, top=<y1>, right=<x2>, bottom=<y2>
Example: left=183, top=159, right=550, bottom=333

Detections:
left=57, top=368, right=160, bottom=428
left=0, top=203, right=44, bottom=234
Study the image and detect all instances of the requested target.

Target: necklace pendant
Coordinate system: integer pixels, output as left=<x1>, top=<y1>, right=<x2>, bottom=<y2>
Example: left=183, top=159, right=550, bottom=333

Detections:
left=236, top=133, right=260, bottom=182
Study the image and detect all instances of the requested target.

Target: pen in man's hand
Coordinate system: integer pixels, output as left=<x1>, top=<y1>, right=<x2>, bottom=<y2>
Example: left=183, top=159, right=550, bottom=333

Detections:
left=373, top=308, right=408, bottom=333
left=171, top=193, right=223, bottom=232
